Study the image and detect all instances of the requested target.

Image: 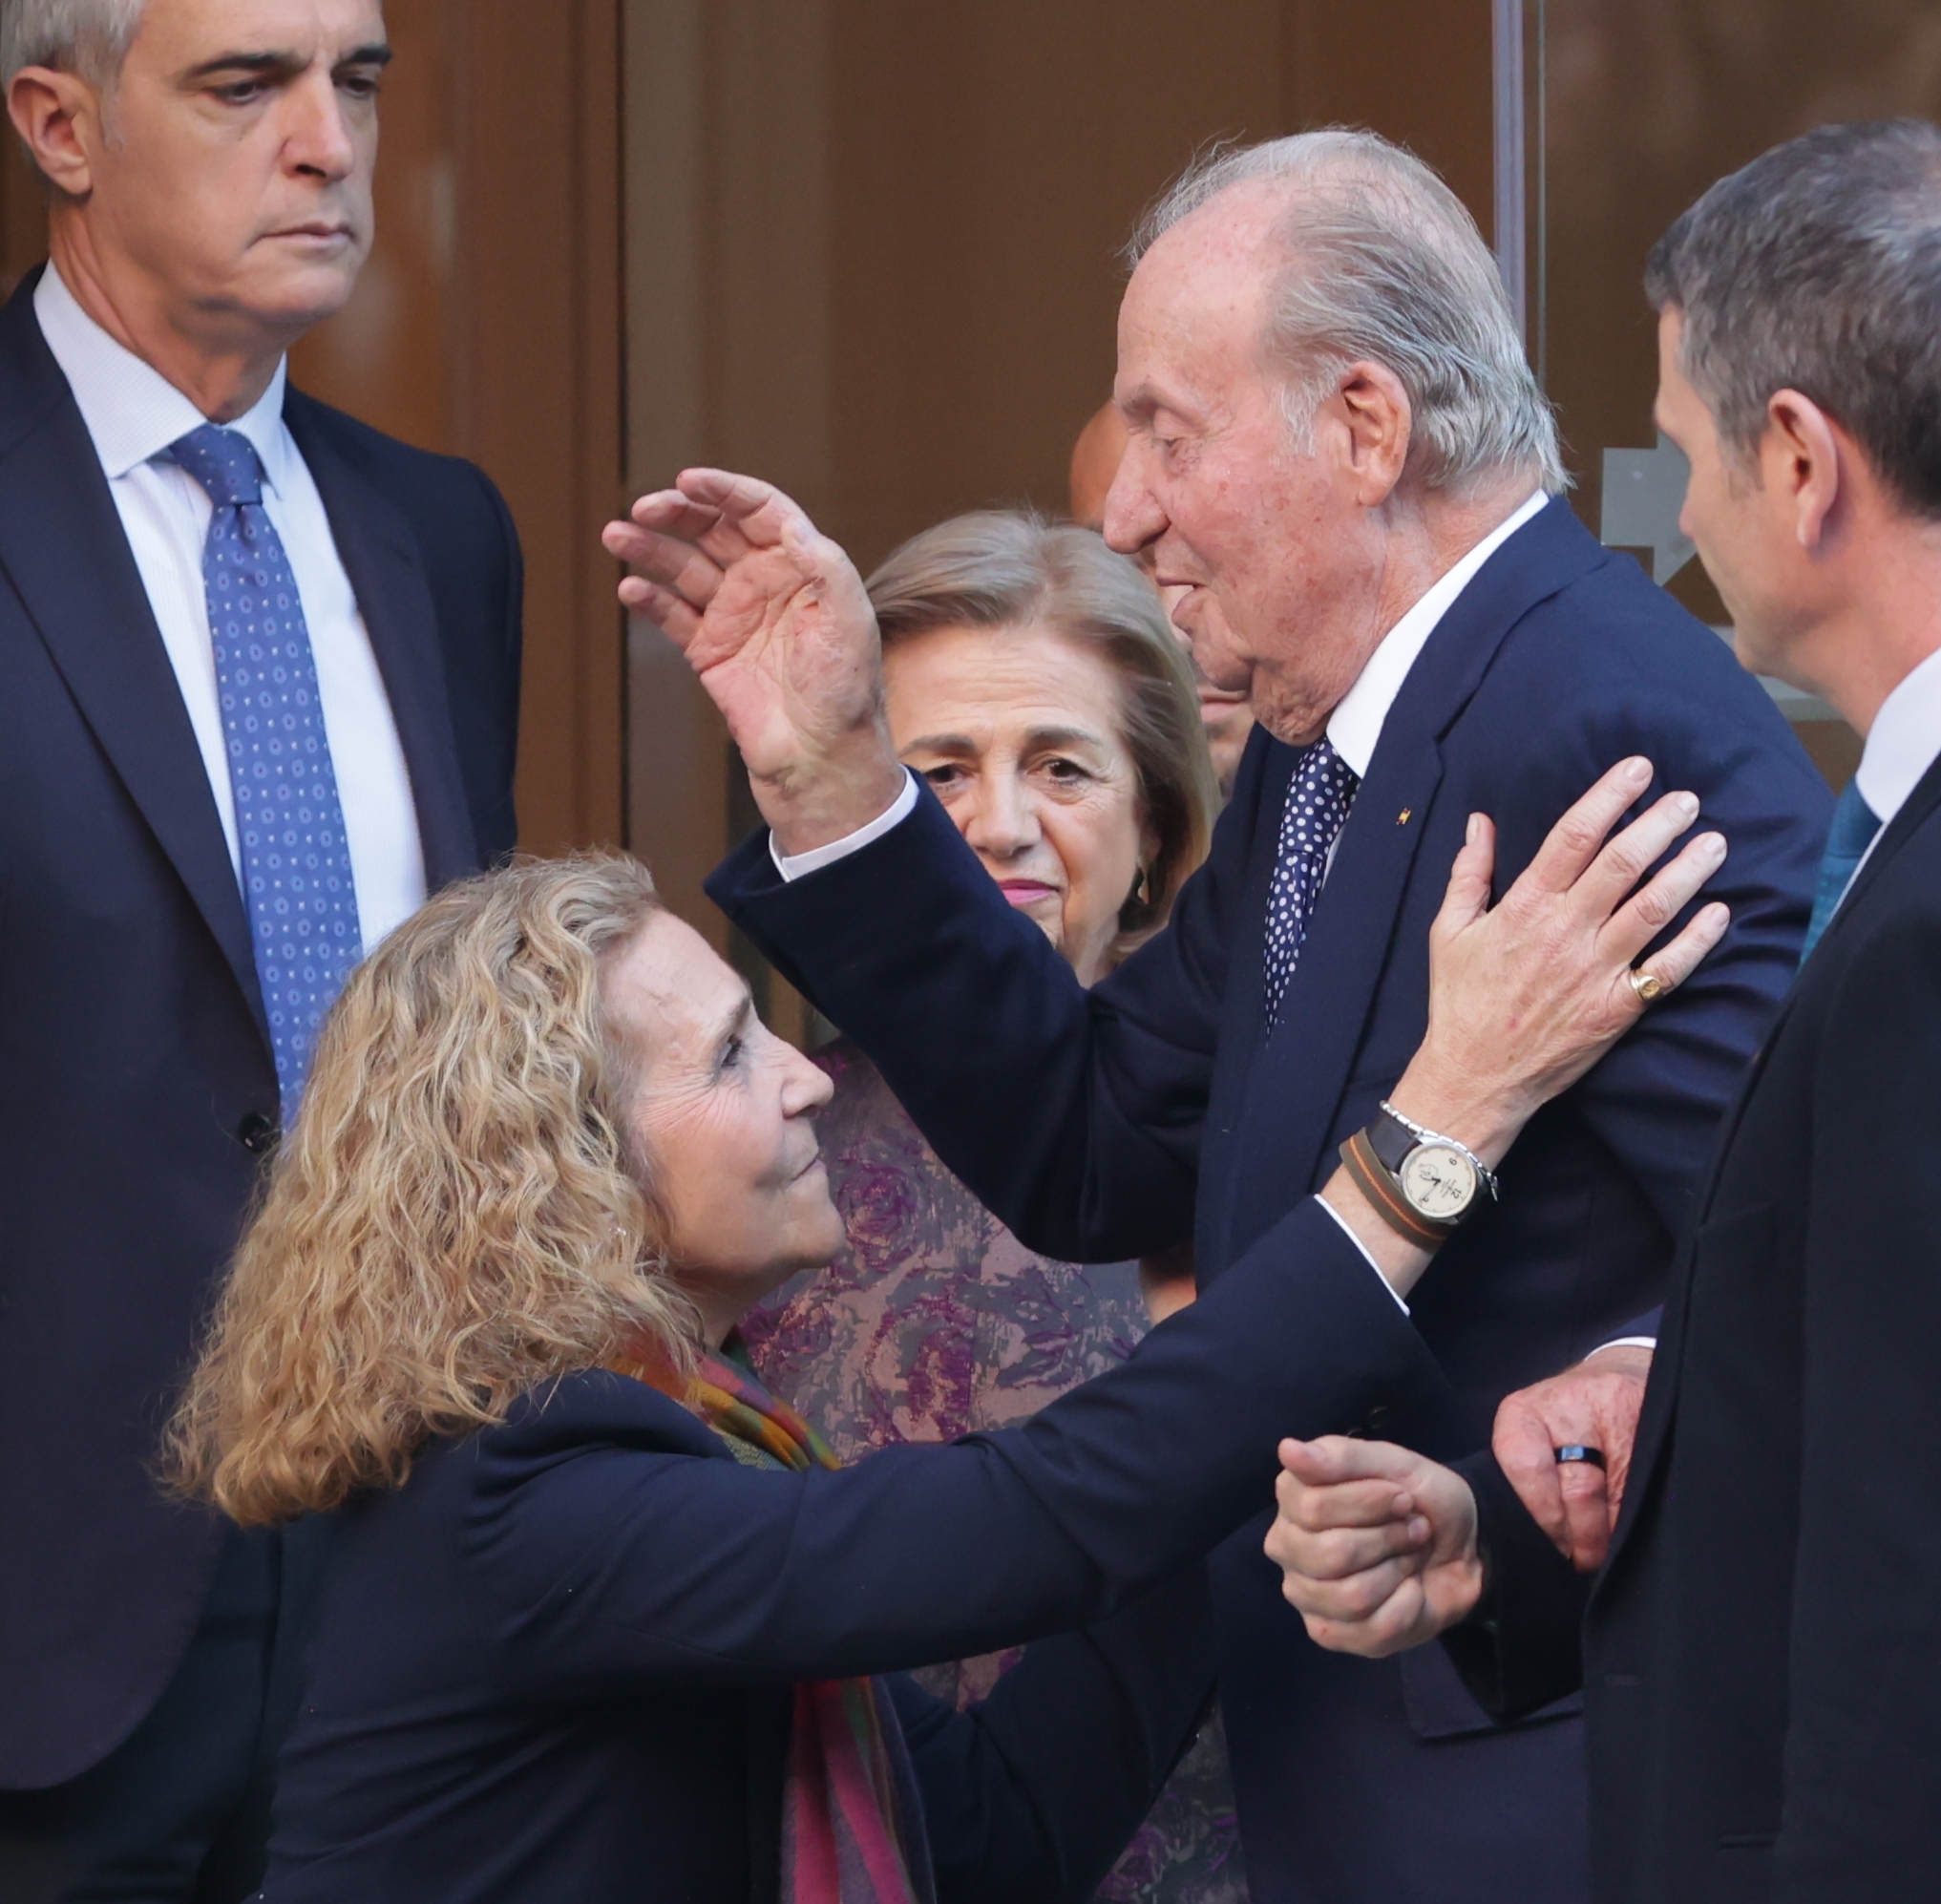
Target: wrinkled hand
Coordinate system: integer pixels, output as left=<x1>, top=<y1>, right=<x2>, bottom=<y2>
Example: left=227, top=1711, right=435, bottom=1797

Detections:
left=1493, top=1344, right=1652, bottom=1572
left=1264, top=1437, right=1483, bottom=1658
left=602, top=470, right=903, bottom=851
left=1395, top=756, right=1732, bottom=1150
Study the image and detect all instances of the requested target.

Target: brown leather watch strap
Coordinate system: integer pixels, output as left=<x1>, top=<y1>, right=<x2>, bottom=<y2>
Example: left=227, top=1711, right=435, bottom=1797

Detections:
left=1339, top=1129, right=1452, bottom=1252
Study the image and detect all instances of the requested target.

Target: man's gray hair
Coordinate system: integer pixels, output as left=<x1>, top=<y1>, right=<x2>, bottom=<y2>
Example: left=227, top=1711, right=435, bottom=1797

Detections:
left=1130, top=129, right=1565, bottom=496
left=1, top=0, right=145, bottom=89
left=1646, top=119, right=1941, bottom=520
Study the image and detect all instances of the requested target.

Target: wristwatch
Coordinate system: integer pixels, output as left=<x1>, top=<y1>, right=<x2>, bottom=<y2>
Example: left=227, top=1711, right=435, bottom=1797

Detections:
left=1339, top=1102, right=1500, bottom=1249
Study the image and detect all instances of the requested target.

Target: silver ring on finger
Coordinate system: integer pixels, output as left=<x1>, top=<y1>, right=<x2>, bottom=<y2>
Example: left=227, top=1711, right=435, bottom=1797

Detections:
left=1626, top=967, right=1666, bottom=1005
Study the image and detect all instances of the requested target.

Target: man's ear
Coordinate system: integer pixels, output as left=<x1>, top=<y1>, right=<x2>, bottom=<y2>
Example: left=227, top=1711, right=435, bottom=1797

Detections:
left=1329, top=360, right=1413, bottom=508
left=1761, top=388, right=1843, bottom=553
left=7, top=66, right=100, bottom=200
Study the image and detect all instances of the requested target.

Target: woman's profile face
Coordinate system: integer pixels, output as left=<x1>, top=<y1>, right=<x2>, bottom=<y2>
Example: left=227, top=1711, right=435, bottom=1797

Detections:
left=605, top=913, right=842, bottom=1345
left=886, top=622, right=1157, bottom=988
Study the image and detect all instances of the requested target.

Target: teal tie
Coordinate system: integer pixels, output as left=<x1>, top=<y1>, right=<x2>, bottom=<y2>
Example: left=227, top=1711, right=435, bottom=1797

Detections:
left=1800, top=779, right=1881, bottom=963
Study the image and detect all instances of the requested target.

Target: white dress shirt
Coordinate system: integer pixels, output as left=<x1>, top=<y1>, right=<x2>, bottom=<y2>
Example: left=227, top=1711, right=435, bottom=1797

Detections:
left=1847, top=640, right=1941, bottom=888
left=34, top=264, right=426, bottom=956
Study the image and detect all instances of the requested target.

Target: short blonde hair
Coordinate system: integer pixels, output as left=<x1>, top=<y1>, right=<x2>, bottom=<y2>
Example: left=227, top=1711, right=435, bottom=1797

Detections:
left=167, top=855, right=696, bottom=1527
left=866, top=510, right=1217, bottom=952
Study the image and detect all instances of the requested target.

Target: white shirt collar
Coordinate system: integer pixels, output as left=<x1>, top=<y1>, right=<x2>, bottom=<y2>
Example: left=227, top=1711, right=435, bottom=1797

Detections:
left=34, top=260, right=292, bottom=495
left=1854, top=639, right=1941, bottom=830
left=1326, top=489, right=1550, bottom=776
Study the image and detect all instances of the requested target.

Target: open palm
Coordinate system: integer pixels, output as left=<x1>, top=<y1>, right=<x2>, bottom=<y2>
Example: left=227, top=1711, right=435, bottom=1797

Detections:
left=603, top=469, right=883, bottom=787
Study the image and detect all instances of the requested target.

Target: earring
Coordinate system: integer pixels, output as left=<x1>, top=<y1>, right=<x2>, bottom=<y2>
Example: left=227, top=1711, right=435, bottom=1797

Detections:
left=1136, top=865, right=1153, bottom=908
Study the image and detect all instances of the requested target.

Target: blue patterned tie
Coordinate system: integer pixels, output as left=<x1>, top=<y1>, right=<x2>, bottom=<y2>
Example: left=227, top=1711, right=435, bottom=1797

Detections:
left=1264, top=737, right=1359, bottom=1026
left=174, top=424, right=362, bottom=1112
left=1799, top=777, right=1881, bottom=965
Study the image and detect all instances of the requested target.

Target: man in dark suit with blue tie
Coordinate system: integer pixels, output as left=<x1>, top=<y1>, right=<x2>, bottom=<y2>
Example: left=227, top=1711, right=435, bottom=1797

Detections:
left=1270, top=119, right=1941, bottom=1903
left=0, top=2, right=520, bottom=1896
left=610, top=129, right=1829, bottom=1902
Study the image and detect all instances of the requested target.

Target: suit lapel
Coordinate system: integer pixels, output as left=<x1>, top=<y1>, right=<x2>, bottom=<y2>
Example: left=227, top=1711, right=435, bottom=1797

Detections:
left=0, top=285, right=267, bottom=1038
left=285, top=396, right=478, bottom=889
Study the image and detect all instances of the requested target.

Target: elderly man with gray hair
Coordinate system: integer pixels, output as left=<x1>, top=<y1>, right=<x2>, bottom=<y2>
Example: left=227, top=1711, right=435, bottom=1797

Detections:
left=0, top=0, right=523, bottom=1897
left=614, top=126, right=1830, bottom=1902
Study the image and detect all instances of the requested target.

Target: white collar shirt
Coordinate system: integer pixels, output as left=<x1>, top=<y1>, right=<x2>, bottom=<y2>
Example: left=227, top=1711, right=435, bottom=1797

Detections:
left=1325, top=488, right=1550, bottom=780
left=1848, top=640, right=1941, bottom=886
left=33, top=262, right=426, bottom=955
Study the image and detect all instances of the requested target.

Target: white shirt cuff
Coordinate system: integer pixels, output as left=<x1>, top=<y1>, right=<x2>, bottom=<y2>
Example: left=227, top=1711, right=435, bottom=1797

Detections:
left=1316, top=1195, right=1410, bottom=1314
left=1589, top=1335, right=1657, bottom=1357
left=770, top=769, right=920, bottom=882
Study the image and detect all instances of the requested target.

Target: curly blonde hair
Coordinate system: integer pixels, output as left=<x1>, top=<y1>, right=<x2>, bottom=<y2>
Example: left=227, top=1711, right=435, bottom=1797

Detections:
left=167, top=855, right=697, bottom=1527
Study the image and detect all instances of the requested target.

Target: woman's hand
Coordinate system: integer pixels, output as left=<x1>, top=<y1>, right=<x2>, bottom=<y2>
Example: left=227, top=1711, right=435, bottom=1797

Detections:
left=1264, top=1437, right=1483, bottom=1657
left=1395, top=754, right=1729, bottom=1158
left=1322, top=755, right=1729, bottom=1297
left=602, top=471, right=905, bottom=855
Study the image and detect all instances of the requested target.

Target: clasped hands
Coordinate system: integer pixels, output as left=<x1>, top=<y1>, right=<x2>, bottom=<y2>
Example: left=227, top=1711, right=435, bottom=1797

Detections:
left=1265, top=1345, right=1653, bottom=1658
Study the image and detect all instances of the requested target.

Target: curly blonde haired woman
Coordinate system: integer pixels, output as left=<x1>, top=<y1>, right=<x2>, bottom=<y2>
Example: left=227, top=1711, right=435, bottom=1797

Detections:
left=168, top=786, right=1723, bottom=1904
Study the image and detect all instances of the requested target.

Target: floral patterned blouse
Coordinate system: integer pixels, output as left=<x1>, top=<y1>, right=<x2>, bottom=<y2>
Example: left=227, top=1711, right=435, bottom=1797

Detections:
left=743, top=1040, right=1249, bottom=1904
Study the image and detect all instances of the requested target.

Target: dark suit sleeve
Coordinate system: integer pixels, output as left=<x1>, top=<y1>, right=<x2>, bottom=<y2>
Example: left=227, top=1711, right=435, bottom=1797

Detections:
left=467, top=1197, right=1452, bottom=1693
left=889, top=1562, right=1216, bottom=1904
left=1438, top=1449, right=1591, bottom=1722
left=708, top=765, right=1268, bottom=1262
left=1766, top=899, right=1941, bottom=1894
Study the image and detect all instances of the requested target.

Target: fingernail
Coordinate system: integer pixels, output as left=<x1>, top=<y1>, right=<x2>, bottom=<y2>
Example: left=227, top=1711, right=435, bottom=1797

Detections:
left=1675, top=792, right=1700, bottom=819
left=1701, top=831, right=1727, bottom=858
left=1466, top=813, right=1482, bottom=845
left=1407, top=1516, right=1430, bottom=1542
left=1625, top=756, right=1652, bottom=782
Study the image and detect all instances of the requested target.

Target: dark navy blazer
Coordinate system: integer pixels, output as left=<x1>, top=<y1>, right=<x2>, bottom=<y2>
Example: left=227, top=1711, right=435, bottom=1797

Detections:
left=262, top=1204, right=1445, bottom=1902
left=0, top=272, right=522, bottom=1788
left=1449, top=747, right=1941, bottom=1903
left=709, top=501, right=1831, bottom=1904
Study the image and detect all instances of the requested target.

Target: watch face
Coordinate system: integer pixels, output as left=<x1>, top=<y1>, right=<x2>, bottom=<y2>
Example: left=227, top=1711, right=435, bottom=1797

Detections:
left=1399, top=1143, right=1478, bottom=1221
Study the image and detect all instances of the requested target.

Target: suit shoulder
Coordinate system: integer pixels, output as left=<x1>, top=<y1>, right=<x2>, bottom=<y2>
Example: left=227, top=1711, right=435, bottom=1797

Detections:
left=1466, top=550, right=1822, bottom=793
left=284, top=388, right=508, bottom=519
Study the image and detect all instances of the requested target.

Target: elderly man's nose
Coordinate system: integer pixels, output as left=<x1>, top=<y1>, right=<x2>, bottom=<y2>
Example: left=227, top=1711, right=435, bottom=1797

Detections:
left=1102, top=461, right=1164, bottom=559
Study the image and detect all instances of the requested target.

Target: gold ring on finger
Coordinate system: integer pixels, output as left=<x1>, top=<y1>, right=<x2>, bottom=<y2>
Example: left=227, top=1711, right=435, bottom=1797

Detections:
left=1627, top=967, right=1665, bottom=1005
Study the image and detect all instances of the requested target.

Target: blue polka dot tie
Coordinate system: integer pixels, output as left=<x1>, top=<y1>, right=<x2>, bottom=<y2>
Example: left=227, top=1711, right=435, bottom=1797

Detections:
left=1264, top=737, right=1359, bottom=1027
left=174, top=424, right=362, bottom=1114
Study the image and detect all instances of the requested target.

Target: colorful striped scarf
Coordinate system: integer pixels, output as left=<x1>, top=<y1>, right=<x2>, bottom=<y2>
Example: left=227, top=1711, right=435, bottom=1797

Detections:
left=612, top=1337, right=937, bottom=1904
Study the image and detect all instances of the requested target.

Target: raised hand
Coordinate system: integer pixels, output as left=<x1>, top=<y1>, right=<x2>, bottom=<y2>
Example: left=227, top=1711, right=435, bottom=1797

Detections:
left=602, top=471, right=905, bottom=854
left=1492, top=1343, right=1653, bottom=1572
left=1264, top=1437, right=1483, bottom=1657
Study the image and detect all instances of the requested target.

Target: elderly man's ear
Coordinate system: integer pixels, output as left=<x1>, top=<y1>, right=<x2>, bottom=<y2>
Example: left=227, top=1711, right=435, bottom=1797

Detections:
left=1321, top=359, right=1415, bottom=509
left=8, top=67, right=103, bottom=199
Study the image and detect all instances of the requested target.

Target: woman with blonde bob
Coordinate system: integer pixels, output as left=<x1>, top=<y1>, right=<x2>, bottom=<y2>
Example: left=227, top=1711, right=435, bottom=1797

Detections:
left=169, top=775, right=1729, bottom=1904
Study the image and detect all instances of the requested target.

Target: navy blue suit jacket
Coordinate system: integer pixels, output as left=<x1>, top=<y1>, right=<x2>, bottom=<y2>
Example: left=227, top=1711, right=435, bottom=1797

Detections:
left=0, top=272, right=521, bottom=1788
left=709, top=500, right=1830, bottom=1904
left=1449, top=747, right=1941, bottom=1903
left=263, top=1204, right=1444, bottom=1902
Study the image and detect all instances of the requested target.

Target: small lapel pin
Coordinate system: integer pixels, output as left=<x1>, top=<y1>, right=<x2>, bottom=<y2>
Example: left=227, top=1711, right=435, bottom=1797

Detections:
left=1396, top=808, right=1412, bottom=825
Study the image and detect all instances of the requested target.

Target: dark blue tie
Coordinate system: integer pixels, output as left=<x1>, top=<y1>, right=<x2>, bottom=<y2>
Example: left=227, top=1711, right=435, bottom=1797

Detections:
left=173, top=424, right=363, bottom=1112
left=1800, top=778, right=1881, bottom=964
left=1264, top=737, right=1359, bottom=1026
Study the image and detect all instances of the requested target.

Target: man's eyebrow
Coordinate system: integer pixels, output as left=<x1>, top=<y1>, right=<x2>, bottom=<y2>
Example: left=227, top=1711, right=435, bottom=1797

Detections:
left=900, top=731, right=977, bottom=757
left=181, top=42, right=393, bottom=82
